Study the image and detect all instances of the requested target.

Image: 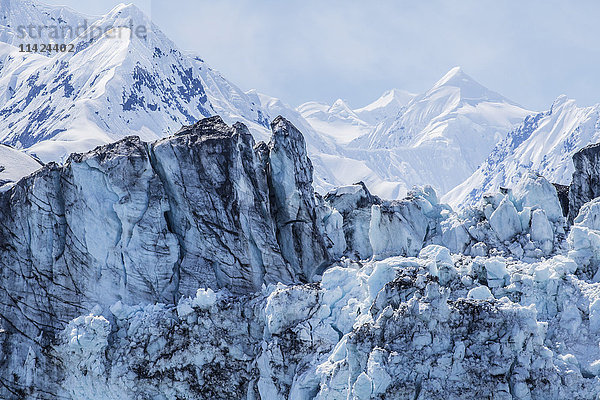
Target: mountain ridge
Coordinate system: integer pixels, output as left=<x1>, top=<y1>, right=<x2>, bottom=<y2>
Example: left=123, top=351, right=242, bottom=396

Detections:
left=443, top=95, right=600, bottom=210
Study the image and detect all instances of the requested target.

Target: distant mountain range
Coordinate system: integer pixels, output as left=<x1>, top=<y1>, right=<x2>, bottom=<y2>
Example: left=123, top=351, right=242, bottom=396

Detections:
left=1, top=0, right=600, bottom=207
left=299, top=67, right=531, bottom=198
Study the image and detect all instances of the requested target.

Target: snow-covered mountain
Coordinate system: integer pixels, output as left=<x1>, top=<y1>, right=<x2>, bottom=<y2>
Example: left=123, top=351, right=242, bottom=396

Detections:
left=297, top=89, right=415, bottom=144
left=0, top=1, right=281, bottom=162
left=0, top=1, right=534, bottom=202
left=1, top=0, right=391, bottom=196
left=352, top=67, right=527, bottom=150
left=354, top=88, right=416, bottom=124
left=296, top=67, right=530, bottom=199
left=443, top=95, right=600, bottom=210
left=341, top=67, right=531, bottom=197
left=2, top=0, right=598, bottom=209
left=0, top=0, right=90, bottom=45
left=297, top=99, right=371, bottom=144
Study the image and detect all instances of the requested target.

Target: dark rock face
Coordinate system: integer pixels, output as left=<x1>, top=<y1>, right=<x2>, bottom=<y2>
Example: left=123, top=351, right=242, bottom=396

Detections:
left=149, top=116, right=293, bottom=296
left=0, top=115, right=330, bottom=398
left=569, top=143, right=600, bottom=222
left=553, top=183, right=569, bottom=217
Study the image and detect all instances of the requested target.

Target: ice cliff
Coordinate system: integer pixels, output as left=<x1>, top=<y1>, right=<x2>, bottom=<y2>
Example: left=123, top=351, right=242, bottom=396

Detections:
left=1, top=116, right=600, bottom=399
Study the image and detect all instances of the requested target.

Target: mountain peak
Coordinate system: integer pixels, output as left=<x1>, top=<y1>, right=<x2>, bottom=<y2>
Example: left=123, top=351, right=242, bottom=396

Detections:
left=107, top=2, right=145, bottom=17
left=550, top=94, right=575, bottom=113
left=350, top=89, right=415, bottom=126
left=329, top=98, right=354, bottom=114
left=102, top=2, right=152, bottom=31
left=429, top=66, right=515, bottom=105
left=372, top=89, right=414, bottom=107
left=432, top=66, right=473, bottom=89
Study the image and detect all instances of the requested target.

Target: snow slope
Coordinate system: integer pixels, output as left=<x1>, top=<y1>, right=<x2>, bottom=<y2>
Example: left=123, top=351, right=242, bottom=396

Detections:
left=298, top=99, right=374, bottom=144
left=443, top=95, right=600, bottom=210
left=0, top=143, right=41, bottom=188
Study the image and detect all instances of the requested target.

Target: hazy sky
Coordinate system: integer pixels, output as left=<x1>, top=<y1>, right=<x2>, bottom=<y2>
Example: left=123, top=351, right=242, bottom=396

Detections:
left=42, top=0, right=600, bottom=111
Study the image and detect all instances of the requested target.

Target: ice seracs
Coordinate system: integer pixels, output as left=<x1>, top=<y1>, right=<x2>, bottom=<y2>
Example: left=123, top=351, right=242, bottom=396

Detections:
left=2, top=113, right=600, bottom=398
left=568, top=197, right=600, bottom=281
left=55, top=246, right=600, bottom=399
left=5, top=1, right=600, bottom=398
left=436, top=172, right=566, bottom=260
left=0, top=116, right=340, bottom=397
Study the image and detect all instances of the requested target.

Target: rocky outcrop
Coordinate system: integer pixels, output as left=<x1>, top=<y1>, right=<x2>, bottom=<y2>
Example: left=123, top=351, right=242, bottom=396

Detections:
left=568, top=142, right=600, bottom=222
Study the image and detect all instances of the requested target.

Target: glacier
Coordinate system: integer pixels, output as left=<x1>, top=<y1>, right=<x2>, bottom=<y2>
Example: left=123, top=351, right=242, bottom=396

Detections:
left=1, top=115, right=600, bottom=399
left=3, top=1, right=600, bottom=399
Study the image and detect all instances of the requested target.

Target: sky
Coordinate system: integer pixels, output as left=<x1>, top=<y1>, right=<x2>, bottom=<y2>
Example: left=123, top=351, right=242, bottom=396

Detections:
left=42, top=0, right=600, bottom=111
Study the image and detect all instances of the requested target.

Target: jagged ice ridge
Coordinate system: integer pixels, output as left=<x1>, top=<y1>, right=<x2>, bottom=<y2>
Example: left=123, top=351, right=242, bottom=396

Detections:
left=1, top=115, right=600, bottom=399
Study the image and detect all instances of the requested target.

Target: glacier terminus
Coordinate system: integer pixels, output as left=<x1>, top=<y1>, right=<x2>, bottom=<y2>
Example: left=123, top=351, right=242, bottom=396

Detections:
left=1, top=1, right=600, bottom=399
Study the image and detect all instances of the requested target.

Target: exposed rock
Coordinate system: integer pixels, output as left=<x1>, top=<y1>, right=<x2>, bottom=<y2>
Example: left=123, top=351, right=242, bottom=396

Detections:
left=569, top=142, right=600, bottom=222
left=553, top=183, right=569, bottom=217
